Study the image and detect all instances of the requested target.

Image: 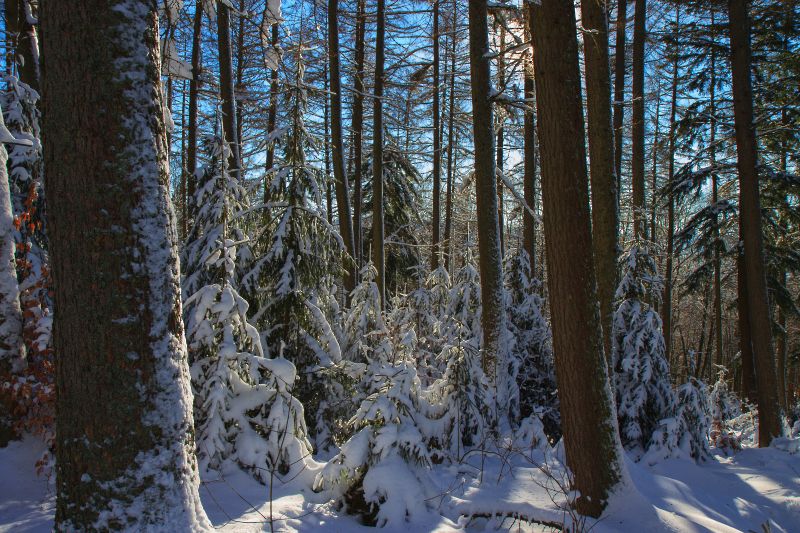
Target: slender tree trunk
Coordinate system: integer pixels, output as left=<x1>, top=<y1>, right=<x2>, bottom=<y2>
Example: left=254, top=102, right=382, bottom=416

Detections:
left=324, top=66, right=333, bottom=226
left=649, top=89, right=660, bottom=243
left=495, top=24, right=505, bottom=258
left=662, top=5, right=679, bottom=368
left=217, top=2, right=241, bottom=175
left=264, top=24, right=279, bottom=203
left=728, top=0, right=782, bottom=445
left=186, top=1, right=203, bottom=222
left=581, top=0, right=618, bottom=362
left=530, top=0, right=627, bottom=517
left=710, top=8, right=723, bottom=370
left=372, top=0, right=386, bottom=306
left=523, top=4, right=537, bottom=270
left=351, top=0, right=366, bottom=268
left=431, top=0, right=442, bottom=270
left=444, top=0, right=457, bottom=273
left=41, top=2, right=211, bottom=528
left=631, top=0, right=646, bottom=240
left=695, top=283, right=711, bottom=380
left=467, top=0, right=504, bottom=387
left=613, top=0, right=627, bottom=203
left=328, top=0, right=357, bottom=295
left=235, top=0, right=246, bottom=158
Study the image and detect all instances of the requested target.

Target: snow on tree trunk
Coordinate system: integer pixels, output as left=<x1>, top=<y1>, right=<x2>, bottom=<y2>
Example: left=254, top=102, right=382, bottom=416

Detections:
left=0, top=131, right=24, bottom=373
left=41, top=1, right=211, bottom=529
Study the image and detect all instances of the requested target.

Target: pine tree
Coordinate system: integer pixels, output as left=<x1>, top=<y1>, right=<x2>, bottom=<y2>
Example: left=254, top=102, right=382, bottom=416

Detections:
left=613, top=245, right=678, bottom=455
left=505, top=250, right=559, bottom=441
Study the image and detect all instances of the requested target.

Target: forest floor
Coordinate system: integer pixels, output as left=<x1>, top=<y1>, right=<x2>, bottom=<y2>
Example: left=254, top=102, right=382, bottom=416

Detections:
left=1, top=433, right=799, bottom=532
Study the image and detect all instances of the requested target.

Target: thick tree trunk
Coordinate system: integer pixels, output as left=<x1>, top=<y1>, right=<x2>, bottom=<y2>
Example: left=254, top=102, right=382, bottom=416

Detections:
left=467, top=0, right=504, bottom=384
left=41, top=1, right=210, bottom=529
left=328, top=0, right=357, bottom=295
left=431, top=0, right=442, bottom=270
left=523, top=4, right=537, bottom=270
left=351, top=0, right=366, bottom=268
left=217, top=2, right=241, bottom=176
left=372, top=0, right=386, bottom=307
left=728, top=0, right=783, bottom=445
left=581, top=0, right=618, bottom=363
left=737, top=239, right=757, bottom=400
left=530, top=0, right=627, bottom=517
left=186, top=0, right=203, bottom=222
left=631, top=0, right=646, bottom=240
left=612, top=0, right=627, bottom=202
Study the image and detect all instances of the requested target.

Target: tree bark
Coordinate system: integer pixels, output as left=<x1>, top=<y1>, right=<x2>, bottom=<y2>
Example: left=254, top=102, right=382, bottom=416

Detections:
left=495, top=23, right=505, bottom=258
left=217, top=2, right=241, bottom=176
left=530, top=0, right=627, bottom=517
left=7, top=0, right=40, bottom=92
left=41, top=1, right=210, bottom=529
left=328, top=0, right=357, bottom=295
left=631, top=0, right=646, bottom=240
left=431, top=0, right=442, bottom=270
left=728, top=0, right=783, bottom=445
left=737, top=238, right=757, bottom=400
left=372, top=0, right=386, bottom=307
left=581, top=0, right=618, bottom=363
left=467, top=0, right=504, bottom=383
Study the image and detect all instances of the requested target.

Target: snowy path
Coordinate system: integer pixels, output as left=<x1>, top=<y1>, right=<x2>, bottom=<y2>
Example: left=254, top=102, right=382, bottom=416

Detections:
left=1, top=437, right=798, bottom=532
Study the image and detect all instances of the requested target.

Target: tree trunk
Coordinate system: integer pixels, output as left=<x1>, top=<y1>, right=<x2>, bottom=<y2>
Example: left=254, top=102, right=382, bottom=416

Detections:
left=467, top=0, right=504, bottom=386
left=613, top=0, right=627, bottom=202
left=351, top=0, right=366, bottom=268
left=235, top=0, right=246, bottom=158
left=728, top=0, right=783, bottom=445
left=631, top=0, right=646, bottom=240
left=6, top=0, right=40, bottom=91
left=444, top=0, right=457, bottom=273
left=328, top=0, right=357, bottom=295
left=495, top=24, right=505, bottom=258
left=372, top=0, right=386, bottom=307
left=737, top=239, right=757, bottom=400
left=523, top=4, right=537, bottom=270
left=662, top=4, right=679, bottom=368
left=217, top=2, right=241, bottom=176
left=530, top=0, right=627, bottom=517
left=264, top=23, right=279, bottom=203
left=581, top=0, right=618, bottom=363
left=186, top=0, right=203, bottom=222
left=41, top=1, right=211, bottom=529
left=431, top=0, right=442, bottom=270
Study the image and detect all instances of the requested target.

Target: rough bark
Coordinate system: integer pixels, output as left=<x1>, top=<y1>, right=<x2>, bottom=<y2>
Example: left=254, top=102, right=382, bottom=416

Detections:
left=495, top=23, right=505, bottom=258
left=467, top=0, right=504, bottom=381
left=581, top=0, right=618, bottom=362
left=217, top=2, right=241, bottom=175
left=264, top=23, right=279, bottom=203
left=728, top=0, right=783, bottom=445
left=530, top=0, right=627, bottom=517
left=372, top=0, right=386, bottom=307
left=431, top=0, right=442, bottom=270
left=41, top=1, right=211, bottom=529
left=631, top=0, right=646, bottom=240
left=328, top=0, right=357, bottom=295
left=737, top=236, right=757, bottom=400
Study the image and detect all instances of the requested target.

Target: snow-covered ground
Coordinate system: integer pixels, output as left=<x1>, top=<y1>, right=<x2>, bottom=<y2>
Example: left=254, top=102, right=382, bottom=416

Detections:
left=2, top=435, right=798, bottom=532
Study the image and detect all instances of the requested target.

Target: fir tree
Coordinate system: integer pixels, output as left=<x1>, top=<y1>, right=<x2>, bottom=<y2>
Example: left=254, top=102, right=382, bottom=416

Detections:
left=613, top=245, right=678, bottom=455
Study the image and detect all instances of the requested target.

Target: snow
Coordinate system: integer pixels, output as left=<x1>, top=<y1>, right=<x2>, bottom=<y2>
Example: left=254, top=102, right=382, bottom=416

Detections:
left=4, top=436, right=799, bottom=532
